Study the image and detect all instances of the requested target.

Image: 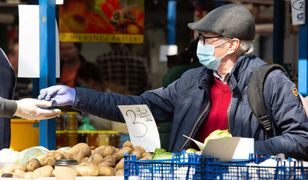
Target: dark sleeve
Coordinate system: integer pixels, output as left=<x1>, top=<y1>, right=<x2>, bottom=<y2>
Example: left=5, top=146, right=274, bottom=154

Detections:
left=254, top=70, right=308, bottom=160
left=0, top=96, right=17, bottom=118
left=72, top=86, right=175, bottom=123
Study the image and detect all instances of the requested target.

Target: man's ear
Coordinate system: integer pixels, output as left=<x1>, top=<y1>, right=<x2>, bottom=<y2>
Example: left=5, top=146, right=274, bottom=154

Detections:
left=227, top=38, right=240, bottom=54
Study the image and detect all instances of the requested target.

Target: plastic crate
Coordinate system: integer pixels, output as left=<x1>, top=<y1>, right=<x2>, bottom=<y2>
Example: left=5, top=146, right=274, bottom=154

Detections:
left=124, top=153, right=308, bottom=180
left=124, top=153, right=205, bottom=180
left=205, top=159, right=308, bottom=180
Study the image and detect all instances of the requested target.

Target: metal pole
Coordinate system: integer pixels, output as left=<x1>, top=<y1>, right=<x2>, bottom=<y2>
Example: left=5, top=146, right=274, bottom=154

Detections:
left=298, top=1, right=308, bottom=96
left=167, top=0, right=176, bottom=45
left=39, top=0, right=56, bottom=149
left=273, top=0, right=284, bottom=65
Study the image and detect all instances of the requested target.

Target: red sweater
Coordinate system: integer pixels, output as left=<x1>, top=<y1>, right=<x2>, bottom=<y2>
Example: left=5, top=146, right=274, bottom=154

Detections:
left=197, top=77, right=231, bottom=142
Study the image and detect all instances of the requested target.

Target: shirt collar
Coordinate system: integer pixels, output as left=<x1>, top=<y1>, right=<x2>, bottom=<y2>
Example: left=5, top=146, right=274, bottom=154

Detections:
left=213, top=71, right=230, bottom=82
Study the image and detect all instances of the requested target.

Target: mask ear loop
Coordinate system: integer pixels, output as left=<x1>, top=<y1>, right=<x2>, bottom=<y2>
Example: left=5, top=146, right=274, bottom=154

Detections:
left=213, top=39, right=230, bottom=60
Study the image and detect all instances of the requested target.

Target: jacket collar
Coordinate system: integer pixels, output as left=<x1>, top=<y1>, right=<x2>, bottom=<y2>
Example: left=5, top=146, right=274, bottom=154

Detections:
left=197, top=55, right=258, bottom=90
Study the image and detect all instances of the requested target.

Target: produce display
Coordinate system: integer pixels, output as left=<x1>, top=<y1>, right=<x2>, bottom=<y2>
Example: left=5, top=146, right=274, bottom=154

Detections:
left=0, top=141, right=152, bottom=178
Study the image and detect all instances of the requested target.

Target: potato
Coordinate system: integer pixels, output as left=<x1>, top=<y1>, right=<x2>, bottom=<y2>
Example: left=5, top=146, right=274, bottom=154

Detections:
left=2, top=165, right=14, bottom=174
left=113, top=147, right=132, bottom=161
left=40, top=155, right=55, bottom=166
left=13, top=169, right=25, bottom=178
left=123, top=141, right=133, bottom=148
left=142, top=152, right=153, bottom=160
left=88, top=153, right=104, bottom=165
left=47, top=150, right=64, bottom=160
left=12, top=164, right=26, bottom=172
left=57, top=150, right=71, bottom=159
left=26, top=158, right=41, bottom=171
left=93, top=146, right=106, bottom=156
left=98, top=161, right=113, bottom=167
left=133, top=146, right=146, bottom=154
left=33, top=165, right=53, bottom=177
left=140, top=157, right=151, bottom=160
left=81, top=157, right=89, bottom=163
left=68, top=143, right=91, bottom=162
left=77, top=163, right=99, bottom=176
left=102, top=155, right=116, bottom=166
left=99, top=166, right=115, bottom=176
left=131, top=150, right=142, bottom=160
left=115, top=158, right=124, bottom=169
left=116, top=169, right=124, bottom=176
left=102, top=146, right=115, bottom=157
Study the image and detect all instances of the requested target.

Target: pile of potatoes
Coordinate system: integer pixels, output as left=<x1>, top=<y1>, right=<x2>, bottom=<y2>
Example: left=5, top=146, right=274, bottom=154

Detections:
left=0, top=141, right=152, bottom=178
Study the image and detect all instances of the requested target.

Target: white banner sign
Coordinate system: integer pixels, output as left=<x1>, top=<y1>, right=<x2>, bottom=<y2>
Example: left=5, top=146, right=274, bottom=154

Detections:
left=291, top=0, right=305, bottom=25
left=18, top=5, right=60, bottom=78
left=118, top=105, right=161, bottom=152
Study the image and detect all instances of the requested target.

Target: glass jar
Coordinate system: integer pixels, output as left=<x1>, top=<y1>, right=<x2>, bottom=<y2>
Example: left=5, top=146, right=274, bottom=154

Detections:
left=109, top=131, right=120, bottom=148
left=56, top=130, right=67, bottom=149
left=54, top=159, right=78, bottom=180
left=67, top=130, right=78, bottom=147
left=66, top=112, right=78, bottom=130
left=87, top=131, right=98, bottom=149
left=98, top=131, right=109, bottom=146
left=78, top=130, right=87, bottom=143
left=56, top=112, right=65, bottom=130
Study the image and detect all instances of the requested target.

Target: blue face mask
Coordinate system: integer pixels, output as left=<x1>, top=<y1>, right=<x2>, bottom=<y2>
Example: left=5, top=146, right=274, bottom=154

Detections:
left=196, top=41, right=227, bottom=70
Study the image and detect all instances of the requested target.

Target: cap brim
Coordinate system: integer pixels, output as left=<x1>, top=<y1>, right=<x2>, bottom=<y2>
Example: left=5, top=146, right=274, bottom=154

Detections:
left=187, top=22, right=201, bottom=31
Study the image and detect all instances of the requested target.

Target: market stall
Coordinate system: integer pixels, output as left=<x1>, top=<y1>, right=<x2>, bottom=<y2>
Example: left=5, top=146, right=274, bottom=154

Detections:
left=2, top=0, right=308, bottom=179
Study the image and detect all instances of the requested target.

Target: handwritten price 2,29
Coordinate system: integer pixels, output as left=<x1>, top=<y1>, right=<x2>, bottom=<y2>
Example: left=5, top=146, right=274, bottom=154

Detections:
left=125, top=107, right=153, bottom=138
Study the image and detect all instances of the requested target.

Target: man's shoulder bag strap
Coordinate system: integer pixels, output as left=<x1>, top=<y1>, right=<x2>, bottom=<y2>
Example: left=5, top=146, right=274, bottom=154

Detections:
left=247, top=64, right=289, bottom=138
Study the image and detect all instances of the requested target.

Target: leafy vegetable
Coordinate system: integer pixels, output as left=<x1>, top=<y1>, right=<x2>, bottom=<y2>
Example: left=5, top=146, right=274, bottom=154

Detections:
left=204, top=129, right=232, bottom=146
left=152, top=148, right=172, bottom=160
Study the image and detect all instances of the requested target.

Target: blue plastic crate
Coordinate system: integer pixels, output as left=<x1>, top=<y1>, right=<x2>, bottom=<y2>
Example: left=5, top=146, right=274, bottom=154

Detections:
left=124, top=153, right=308, bottom=180
left=205, top=159, right=308, bottom=180
left=124, top=152, right=205, bottom=180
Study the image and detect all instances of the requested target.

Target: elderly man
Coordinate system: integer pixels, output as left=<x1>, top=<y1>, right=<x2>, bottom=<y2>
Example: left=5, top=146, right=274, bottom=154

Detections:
left=39, top=4, right=308, bottom=160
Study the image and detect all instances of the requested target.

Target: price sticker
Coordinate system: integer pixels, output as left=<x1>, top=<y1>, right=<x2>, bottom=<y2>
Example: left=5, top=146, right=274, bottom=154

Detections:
left=118, top=105, right=161, bottom=152
left=291, top=0, right=305, bottom=25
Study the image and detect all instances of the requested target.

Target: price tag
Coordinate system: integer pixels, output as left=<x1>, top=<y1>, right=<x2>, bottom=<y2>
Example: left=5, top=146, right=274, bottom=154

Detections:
left=118, top=105, right=161, bottom=152
left=291, top=0, right=305, bottom=25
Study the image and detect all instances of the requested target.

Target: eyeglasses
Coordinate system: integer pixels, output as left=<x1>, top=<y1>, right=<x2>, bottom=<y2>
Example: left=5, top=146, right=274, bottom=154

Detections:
left=198, top=33, right=222, bottom=45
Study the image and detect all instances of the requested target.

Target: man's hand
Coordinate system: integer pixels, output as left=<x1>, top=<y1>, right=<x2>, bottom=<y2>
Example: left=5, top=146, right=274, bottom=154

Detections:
left=14, top=98, right=61, bottom=120
left=38, top=85, right=76, bottom=106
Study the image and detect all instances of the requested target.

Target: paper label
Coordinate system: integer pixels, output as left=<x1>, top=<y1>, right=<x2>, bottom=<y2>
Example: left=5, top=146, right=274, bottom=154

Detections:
left=18, top=5, right=60, bottom=78
left=56, top=0, right=64, bottom=4
left=118, top=105, right=161, bottom=152
left=291, top=0, right=305, bottom=25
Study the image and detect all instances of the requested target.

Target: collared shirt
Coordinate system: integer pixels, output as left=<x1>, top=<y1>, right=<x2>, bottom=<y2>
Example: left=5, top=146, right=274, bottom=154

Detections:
left=213, top=71, right=230, bottom=83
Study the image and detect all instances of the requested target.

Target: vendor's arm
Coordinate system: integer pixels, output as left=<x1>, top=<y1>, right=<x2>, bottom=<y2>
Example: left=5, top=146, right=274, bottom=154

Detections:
left=0, top=96, right=61, bottom=120
left=0, top=96, right=17, bottom=117
left=254, top=70, right=308, bottom=160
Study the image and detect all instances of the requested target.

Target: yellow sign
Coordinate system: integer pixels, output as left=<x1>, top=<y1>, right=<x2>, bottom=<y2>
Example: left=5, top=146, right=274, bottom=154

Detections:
left=59, top=0, right=144, bottom=43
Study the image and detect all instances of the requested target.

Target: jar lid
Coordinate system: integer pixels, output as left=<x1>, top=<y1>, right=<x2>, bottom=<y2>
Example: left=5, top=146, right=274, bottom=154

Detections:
left=55, top=159, right=78, bottom=166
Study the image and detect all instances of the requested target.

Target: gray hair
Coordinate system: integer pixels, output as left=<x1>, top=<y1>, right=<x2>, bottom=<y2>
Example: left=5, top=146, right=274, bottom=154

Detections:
left=238, top=40, right=254, bottom=55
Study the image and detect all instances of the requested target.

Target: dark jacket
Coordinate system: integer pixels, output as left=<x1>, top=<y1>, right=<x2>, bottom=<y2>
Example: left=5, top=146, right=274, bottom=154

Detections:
left=0, top=48, right=16, bottom=149
left=73, top=55, right=308, bottom=160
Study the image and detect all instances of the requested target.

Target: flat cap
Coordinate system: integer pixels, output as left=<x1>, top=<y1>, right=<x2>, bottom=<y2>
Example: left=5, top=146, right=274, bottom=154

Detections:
left=188, top=4, right=255, bottom=40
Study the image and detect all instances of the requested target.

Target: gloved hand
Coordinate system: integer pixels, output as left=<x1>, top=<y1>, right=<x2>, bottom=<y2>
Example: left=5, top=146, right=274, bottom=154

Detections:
left=38, top=85, right=76, bottom=106
left=14, top=98, right=61, bottom=120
